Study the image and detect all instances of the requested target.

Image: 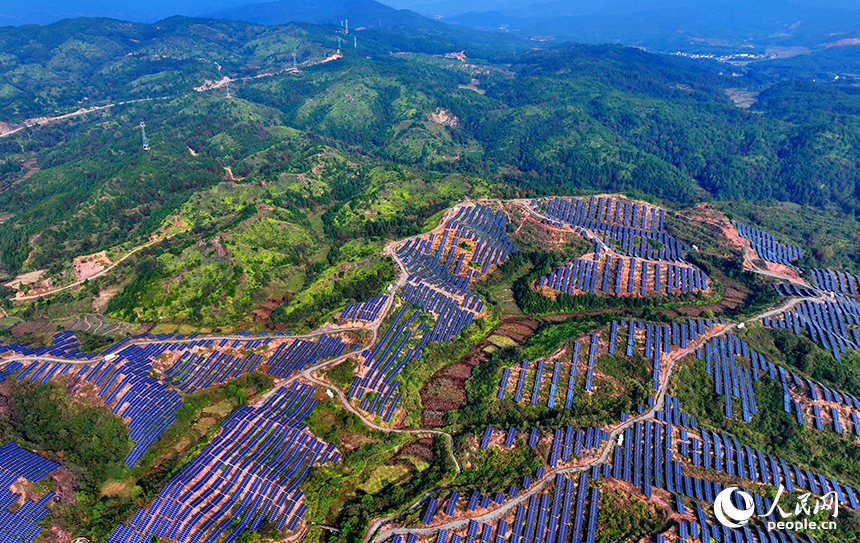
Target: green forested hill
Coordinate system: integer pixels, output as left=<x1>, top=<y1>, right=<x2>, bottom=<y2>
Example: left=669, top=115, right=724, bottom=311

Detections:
left=4, top=16, right=860, bottom=543
left=3, top=16, right=860, bottom=314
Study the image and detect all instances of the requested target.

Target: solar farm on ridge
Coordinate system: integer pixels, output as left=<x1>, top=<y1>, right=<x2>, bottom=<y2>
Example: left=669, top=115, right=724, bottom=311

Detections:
left=0, top=197, right=858, bottom=543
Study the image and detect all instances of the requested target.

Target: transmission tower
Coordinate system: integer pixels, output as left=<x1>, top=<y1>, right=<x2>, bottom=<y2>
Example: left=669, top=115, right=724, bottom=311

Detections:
left=338, top=37, right=342, bottom=51
left=345, top=19, right=348, bottom=34
left=292, top=52, right=297, bottom=70
left=139, top=121, right=150, bottom=150
left=226, top=80, right=232, bottom=99
left=354, top=36, right=357, bottom=49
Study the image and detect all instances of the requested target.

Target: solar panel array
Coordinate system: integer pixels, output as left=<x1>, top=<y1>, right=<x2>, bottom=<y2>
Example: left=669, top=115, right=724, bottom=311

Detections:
left=497, top=319, right=719, bottom=409
left=762, top=295, right=860, bottom=361
left=0, top=330, right=98, bottom=361
left=699, top=335, right=759, bottom=422
left=0, top=442, right=61, bottom=543
left=498, top=341, right=591, bottom=408
left=164, top=349, right=263, bottom=393
left=772, top=283, right=817, bottom=297
left=402, top=284, right=476, bottom=343
left=696, top=332, right=860, bottom=434
left=1, top=332, right=346, bottom=468
left=538, top=257, right=707, bottom=298
left=658, top=395, right=698, bottom=430
left=546, top=426, right=609, bottom=467
left=347, top=306, right=424, bottom=421
left=106, top=383, right=338, bottom=543
left=340, top=293, right=388, bottom=322
left=532, top=197, right=686, bottom=261
left=603, top=414, right=859, bottom=543
left=264, top=336, right=347, bottom=378
left=396, top=204, right=516, bottom=301
left=810, top=268, right=860, bottom=295
left=7, top=343, right=184, bottom=468
left=431, top=472, right=600, bottom=543
left=678, top=426, right=860, bottom=512
left=649, top=396, right=860, bottom=516
left=731, top=221, right=803, bottom=265
left=416, top=408, right=853, bottom=543
left=498, top=356, right=578, bottom=408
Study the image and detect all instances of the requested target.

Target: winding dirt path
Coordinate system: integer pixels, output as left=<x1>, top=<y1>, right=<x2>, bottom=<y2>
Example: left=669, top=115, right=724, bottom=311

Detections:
left=14, top=232, right=184, bottom=301
left=0, top=196, right=828, bottom=542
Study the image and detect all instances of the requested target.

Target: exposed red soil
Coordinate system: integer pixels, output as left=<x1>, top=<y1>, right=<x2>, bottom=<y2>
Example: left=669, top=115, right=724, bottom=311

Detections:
left=250, top=296, right=282, bottom=322
left=420, top=315, right=539, bottom=427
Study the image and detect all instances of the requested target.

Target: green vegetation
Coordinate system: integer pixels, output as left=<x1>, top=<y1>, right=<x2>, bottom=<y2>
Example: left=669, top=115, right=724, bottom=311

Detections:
left=595, top=486, right=669, bottom=543
left=384, top=305, right=497, bottom=429
left=451, top=317, right=648, bottom=436
left=741, top=324, right=860, bottom=398
left=301, top=399, right=455, bottom=543
left=269, top=256, right=395, bottom=331
left=671, top=353, right=860, bottom=488
left=686, top=252, right=779, bottom=317
left=326, top=359, right=357, bottom=390
left=3, top=12, right=860, bottom=543
left=455, top=439, right=541, bottom=494
left=1, top=380, right=131, bottom=496
left=0, top=372, right=272, bottom=540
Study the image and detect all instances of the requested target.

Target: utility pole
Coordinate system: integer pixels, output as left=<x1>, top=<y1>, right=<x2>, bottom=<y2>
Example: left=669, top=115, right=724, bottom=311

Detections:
left=140, top=121, right=150, bottom=150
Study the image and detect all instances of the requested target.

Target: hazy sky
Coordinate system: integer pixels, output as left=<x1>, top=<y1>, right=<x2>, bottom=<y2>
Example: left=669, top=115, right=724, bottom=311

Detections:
left=2, top=0, right=858, bottom=26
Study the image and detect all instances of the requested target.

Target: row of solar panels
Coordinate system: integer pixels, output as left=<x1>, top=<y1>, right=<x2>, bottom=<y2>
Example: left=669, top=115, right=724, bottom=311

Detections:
left=540, top=257, right=708, bottom=298
left=348, top=306, right=418, bottom=421
left=267, top=335, right=347, bottom=378
left=536, top=196, right=665, bottom=233
left=0, top=443, right=61, bottom=543
left=810, top=267, right=860, bottom=295
left=673, top=513, right=819, bottom=543
left=106, top=384, right=337, bottom=543
left=340, top=293, right=388, bottom=322
left=732, top=220, right=803, bottom=265
left=772, top=283, right=817, bottom=297
left=412, top=416, right=837, bottom=543
left=0, top=330, right=93, bottom=360
left=446, top=471, right=599, bottom=543
left=676, top=423, right=860, bottom=508
left=165, top=350, right=261, bottom=393
left=702, top=337, right=759, bottom=422
left=763, top=295, right=860, bottom=362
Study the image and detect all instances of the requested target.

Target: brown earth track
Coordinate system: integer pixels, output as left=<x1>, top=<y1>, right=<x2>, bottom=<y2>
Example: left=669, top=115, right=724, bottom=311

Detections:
left=419, top=316, right=539, bottom=427
left=250, top=296, right=283, bottom=323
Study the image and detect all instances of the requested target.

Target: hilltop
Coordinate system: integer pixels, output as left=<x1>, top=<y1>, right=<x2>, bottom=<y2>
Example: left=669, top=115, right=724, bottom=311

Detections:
left=0, top=13, right=859, bottom=543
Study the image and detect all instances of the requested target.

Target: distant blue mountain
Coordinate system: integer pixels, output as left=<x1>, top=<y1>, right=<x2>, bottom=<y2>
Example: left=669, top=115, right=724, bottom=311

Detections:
left=207, top=0, right=413, bottom=28
left=0, top=0, right=249, bottom=25
left=441, top=0, right=860, bottom=52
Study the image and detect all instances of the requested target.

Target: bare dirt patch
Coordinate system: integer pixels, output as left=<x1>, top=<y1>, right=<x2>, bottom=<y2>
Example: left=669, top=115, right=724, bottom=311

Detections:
left=92, top=286, right=120, bottom=312
left=101, top=478, right=134, bottom=498
left=420, top=315, right=539, bottom=427
left=251, top=296, right=283, bottom=323
left=4, top=269, right=45, bottom=290
left=73, top=251, right=112, bottom=282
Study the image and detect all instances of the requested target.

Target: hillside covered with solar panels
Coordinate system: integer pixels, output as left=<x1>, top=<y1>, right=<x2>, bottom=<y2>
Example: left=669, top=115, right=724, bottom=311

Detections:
left=1, top=193, right=860, bottom=543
